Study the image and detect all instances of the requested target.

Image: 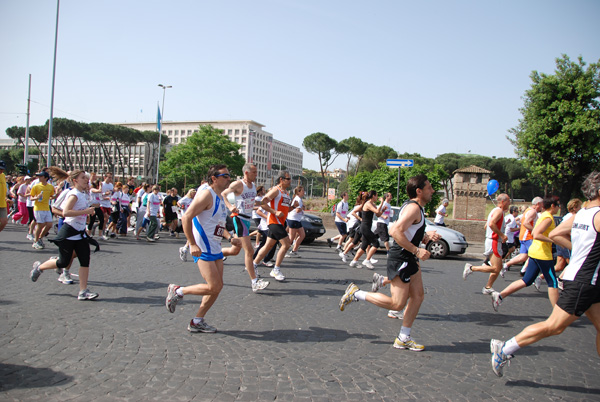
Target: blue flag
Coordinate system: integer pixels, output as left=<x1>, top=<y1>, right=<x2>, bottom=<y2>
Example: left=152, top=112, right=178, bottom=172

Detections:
left=156, top=103, right=162, bottom=132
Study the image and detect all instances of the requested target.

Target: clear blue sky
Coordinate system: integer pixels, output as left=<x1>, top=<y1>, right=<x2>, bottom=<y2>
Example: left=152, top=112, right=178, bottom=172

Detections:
left=1, top=0, right=599, bottom=171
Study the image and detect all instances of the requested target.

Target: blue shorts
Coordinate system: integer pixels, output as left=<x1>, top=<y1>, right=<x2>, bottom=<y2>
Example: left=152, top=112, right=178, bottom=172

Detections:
left=523, top=257, right=558, bottom=288
left=193, top=252, right=224, bottom=263
left=335, top=221, right=348, bottom=236
left=519, top=239, right=533, bottom=254
left=556, top=245, right=571, bottom=259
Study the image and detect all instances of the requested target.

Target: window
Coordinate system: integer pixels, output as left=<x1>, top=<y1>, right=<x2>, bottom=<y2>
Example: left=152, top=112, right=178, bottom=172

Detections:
left=227, top=129, right=232, bottom=135
left=242, top=129, right=247, bottom=135
left=168, top=130, right=172, bottom=135
left=235, top=129, right=240, bottom=135
left=175, top=130, right=179, bottom=135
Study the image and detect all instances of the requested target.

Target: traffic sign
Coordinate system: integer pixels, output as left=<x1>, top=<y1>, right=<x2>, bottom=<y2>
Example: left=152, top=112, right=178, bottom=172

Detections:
left=386, top=159, right=414, bottom=168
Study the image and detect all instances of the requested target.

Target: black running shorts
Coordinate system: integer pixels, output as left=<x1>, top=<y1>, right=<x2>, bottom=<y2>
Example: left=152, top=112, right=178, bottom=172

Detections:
left=386, top=257, right=419, bottom=284
left=557, top=280, right=600, bottom=317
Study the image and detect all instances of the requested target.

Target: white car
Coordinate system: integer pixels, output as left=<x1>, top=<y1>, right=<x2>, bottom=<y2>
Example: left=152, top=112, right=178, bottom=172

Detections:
left=374, top=206, right=469, bottom=259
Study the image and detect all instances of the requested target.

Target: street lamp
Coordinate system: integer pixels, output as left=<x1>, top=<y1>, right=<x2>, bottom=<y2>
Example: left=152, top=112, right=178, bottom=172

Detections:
left=156, top=84, right=172, bottom=183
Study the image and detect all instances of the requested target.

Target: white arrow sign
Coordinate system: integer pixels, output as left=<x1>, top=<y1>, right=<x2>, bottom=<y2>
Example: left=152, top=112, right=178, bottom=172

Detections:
left=386, top=159, right=414, bottom=168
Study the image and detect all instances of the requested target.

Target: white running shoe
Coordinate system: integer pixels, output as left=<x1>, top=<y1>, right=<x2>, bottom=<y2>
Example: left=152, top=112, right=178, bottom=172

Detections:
left=490, top=339, right=512, bottom=377
left=362, top=260, right=374, bottom=269
left=26, top=234, right=34, bottom=241
left=349, top=260, right=358, bottom=268
left=252, top=278, right=269, bottom=292
left=179, top=246, right=188, bottom=262
left=372, top=273, right=385, bottom=292
left=387, top=310, right=404, bottom=319
left=534, top=275, right=542, bottom=291
left=369, top=258, right=378, bottom=264
left=339, top=251, right=347, bottom=263
left=491, top=291, right=502, bottom=312
left=463, top=263, right=473, bottom=280
left=58, top=271, right=74, bottom=285
left=270, top=268, right=285, bottom=281
left=500, top=263, right=508, bottom=278
left=482, top=287, right=495, bottom=295
left=261, top=261, right=274, bottom=267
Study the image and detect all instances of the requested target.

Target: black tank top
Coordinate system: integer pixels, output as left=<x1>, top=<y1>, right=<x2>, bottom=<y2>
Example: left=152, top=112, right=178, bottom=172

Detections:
left=388, top=200, right=426, bottom=261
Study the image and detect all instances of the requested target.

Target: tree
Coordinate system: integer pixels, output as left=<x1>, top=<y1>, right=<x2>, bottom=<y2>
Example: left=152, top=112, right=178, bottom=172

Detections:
left=358, top=145, right=397, bottom=172
left=338, top=136, right=368, bottom=175
left=159, top=125, right=245, bottom=191
left=509, top=55, right=600, bottom=211
left=302, top=132, right=341, bottom=196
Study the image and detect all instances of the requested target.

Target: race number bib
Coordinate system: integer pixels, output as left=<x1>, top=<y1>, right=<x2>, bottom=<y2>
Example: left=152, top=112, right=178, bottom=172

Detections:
left=281, top=194, right=291, bottom=208
left=214, top=221, right=226, bottom=240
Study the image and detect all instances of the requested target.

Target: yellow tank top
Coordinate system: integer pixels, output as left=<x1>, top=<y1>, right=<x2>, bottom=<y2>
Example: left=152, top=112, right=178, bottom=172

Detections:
left=527, top=211, right=555, bottom=260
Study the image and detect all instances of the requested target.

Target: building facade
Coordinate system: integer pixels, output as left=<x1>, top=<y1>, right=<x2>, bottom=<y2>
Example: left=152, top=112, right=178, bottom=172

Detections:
left=119, top=120, right=303, bottom=187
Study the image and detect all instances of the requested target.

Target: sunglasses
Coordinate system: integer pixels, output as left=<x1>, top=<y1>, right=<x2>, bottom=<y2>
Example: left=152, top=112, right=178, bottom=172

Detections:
left=215, top=173, right=231, bottom=178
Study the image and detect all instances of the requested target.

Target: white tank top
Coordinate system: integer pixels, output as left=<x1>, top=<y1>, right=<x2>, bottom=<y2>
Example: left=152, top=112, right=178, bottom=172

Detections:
left=562, top=206, right=600, bottom=285
left=287, top=196, right=304, bottom=221
left=192, top=188, right=228, bottom=256
left=235, top=180, right=256, bottom=217
left=64, top=188, right=91, bottom=239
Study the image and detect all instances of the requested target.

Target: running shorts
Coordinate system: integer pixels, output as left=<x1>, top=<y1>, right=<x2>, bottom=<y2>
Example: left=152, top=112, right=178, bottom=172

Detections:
left=233, top=216, right=252, bottom=237
left=34, top=210, right=53, bottom=223
left=557, top=281, right=600, bottom=317
left=519, top=239, right=533, bottom=254
left=335, top=221, right=348, bottom=236
left=267, top=223, right=288, bottom=241
left=484, top=237, right=503, bottom=258
left=287, top=219, right=302, bottom=229
left=387, top=257, right=419, bottom=284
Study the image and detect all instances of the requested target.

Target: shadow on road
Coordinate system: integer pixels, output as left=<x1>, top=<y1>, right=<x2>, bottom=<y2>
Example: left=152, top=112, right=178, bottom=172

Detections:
left=505, top=379, right=600, bottom=395
left=0, top=363, right=73, bottom=391
left=220, top=326, right=378, bottom=343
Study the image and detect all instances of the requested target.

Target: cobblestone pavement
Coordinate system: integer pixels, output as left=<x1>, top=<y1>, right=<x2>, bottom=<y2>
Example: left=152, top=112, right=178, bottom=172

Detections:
left=1, top=223, right=599, bottom=401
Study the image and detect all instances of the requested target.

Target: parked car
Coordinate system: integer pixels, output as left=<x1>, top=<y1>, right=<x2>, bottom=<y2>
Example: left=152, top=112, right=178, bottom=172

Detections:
left=248, top=212, right=326, bottom=244
left=375, top=206, right=469, bottom=259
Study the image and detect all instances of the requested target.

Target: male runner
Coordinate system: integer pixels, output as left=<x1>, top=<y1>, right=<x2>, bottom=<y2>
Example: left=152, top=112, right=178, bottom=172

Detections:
left=502, top=197, right=543, bottom=276
left=222, top=163, right=269, bottom=292
left=463, top=193, right=510, bottom=294
left=339, top=174, right=441, bottom=351
left=165, top=164, right=240, bottom=333
left=253, top=171, right=293, bottom=281
left=491, top=171, right=600, bottom=377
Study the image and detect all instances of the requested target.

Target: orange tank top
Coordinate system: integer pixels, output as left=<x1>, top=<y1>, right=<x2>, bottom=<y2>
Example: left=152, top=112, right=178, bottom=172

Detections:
left=519, top=207, right=536, bottom=241
left=267, top=186, right=291, bottom=226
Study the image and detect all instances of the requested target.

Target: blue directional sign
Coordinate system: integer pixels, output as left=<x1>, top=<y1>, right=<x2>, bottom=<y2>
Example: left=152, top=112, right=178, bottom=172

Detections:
left=386, top=159, right=414, bottom=168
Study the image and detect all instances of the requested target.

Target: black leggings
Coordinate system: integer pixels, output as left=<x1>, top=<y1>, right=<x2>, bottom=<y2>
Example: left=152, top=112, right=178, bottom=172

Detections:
left=88, top=207, right=104, bottom=230
left=57, top=238, right=91, bottom=268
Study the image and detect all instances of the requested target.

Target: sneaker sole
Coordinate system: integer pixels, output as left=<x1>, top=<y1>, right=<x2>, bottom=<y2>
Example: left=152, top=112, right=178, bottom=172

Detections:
left=393, top=343, right=424, bottom=352
left=187, top=326, right=217, bottom=333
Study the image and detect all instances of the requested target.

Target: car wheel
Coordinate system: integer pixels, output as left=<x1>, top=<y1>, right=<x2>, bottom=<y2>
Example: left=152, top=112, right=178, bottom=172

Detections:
left=427, top=240, right=449, bottom=259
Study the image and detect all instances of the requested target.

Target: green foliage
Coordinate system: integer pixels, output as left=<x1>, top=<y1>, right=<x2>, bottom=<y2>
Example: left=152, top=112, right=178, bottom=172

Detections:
left=509, top=54, right=600, bottom=207
left=347, top=162, right=446, bottom=216
left=159, top=125, right=245, bottom=191
left=358, top=145, right=398, bottom=173
left=302, top=132, right=341, bottom=196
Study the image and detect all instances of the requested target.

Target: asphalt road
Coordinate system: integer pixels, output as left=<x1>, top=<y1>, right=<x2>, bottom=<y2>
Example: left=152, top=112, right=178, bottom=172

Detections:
left=1, top=223, right=599, bottom=401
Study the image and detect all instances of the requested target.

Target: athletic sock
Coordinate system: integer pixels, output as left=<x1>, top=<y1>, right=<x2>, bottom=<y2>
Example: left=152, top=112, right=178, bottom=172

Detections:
left=354, top=290, right=367, bottom=301
left=175, top=288, right=184, bottom=297
left=399, top=326, right=411, bottom=341
left=503, top=337, right=520, bottom=355
left=192, top=317, right=204, bottom=324
left=252, top=278, right=258, bottom=285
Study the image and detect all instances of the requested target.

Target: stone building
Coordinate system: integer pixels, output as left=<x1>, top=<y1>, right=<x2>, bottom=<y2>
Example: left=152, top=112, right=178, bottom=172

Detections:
left=452, top=165, right=492, bottom=220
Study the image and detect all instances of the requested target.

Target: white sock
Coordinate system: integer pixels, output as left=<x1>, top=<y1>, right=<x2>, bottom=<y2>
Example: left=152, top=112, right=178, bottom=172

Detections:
left=252, top=278, right=258, bottom=285
left=274, top=266, right=281, bottom=271
left=175, top=288, right=184, bottom=297
left=354, top=290, right=367, bottom=301
left=399, top=326, right=411, bottom=340
left=192, top=317, right=203, bottom=324
left=502, top=337, right=520, bottom=355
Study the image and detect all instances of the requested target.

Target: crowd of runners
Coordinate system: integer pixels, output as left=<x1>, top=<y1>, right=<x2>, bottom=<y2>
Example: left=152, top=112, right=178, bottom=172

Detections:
left=1, top=159, right=599, bottom=379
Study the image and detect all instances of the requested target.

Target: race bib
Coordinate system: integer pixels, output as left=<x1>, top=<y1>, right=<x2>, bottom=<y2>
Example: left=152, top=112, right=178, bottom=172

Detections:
left=214, top=221, right=226, bottom=240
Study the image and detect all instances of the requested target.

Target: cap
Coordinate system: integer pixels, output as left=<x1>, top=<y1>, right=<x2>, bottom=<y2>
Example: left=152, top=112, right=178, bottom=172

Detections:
left=35, top=171, right=50, bottom=179
left=0, top=160, right=6, bottom=170
left=24, top=175, right=32, bottom=180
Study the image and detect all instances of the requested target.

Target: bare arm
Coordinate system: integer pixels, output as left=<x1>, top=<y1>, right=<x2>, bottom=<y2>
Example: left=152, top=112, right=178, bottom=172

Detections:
left=389, top=203, right=431, bottom=261
left=532, top=215, right=554, bottom=243
left=221, top=180, right=243, bottom=214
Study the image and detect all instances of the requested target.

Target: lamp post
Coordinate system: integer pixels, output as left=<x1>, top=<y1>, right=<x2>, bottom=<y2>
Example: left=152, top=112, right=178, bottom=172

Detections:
left=47, top=0, right=60, bottom=167
left=156, top=84, right=171, bottom=183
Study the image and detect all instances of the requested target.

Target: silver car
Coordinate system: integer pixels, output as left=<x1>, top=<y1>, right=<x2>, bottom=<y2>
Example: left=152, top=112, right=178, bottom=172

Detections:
left=375, top=206, right=469, bottom=259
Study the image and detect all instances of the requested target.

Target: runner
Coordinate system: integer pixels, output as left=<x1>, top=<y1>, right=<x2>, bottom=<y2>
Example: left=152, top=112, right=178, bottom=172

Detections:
left=491, top=197, right=561, bottom=311
left=99, top=173, right=114, bottom=240
left=30, top=171, right=56, bottom=249
left=163, top=187, right=180, bottom=237
left=502, top=197, right=543, bottom=276
left=145, top=185, right=162, bottom=242
left=348, top=190, right=385, bottom=269
left=462, top=193, right=510, bottom=294
left=30, top=170, right=100, bottom=300
left=221, top=163, right=269, bottom=292
left=286, top=185, right=306, bottom=258
left=338, top=192, right=366, bottom=263
left=374, top=192, right=393, bottom=254
left=177, top=188, right=196, bottom=262
left=135, top=183, right=150, bottom=240
left=555, top=198, right=583, bottom=276
left=490, top=171, right=600, bottom=377
left=339, top=174, right=442, bottom=351
left=327, top=192, right=349, bottom=251
left=0, top=161, right=7, bottom=232
left=252, top=171, right=293, bottom=281
left=165, top=164, right=240, bottom=333
left=501, top=205, right=521, bottom=275
left=12, top=175, right=32, bottom=225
